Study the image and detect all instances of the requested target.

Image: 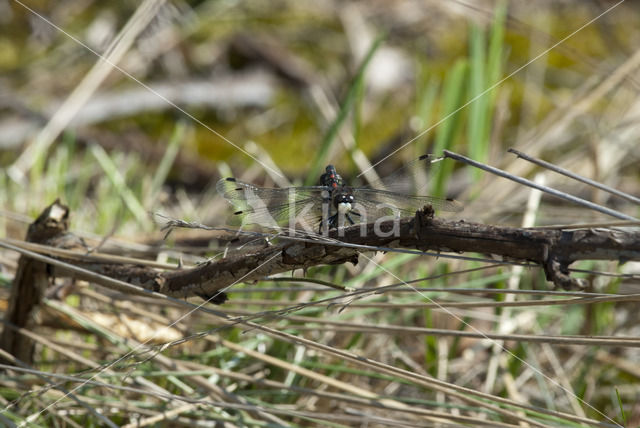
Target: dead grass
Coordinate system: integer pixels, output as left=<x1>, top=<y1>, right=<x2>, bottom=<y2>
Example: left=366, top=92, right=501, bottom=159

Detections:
left=1, top=0, right=639, bottom=426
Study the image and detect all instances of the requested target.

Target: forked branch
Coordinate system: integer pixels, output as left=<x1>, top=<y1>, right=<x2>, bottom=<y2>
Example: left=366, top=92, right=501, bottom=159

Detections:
left=4, top=202, right=639, bottom=311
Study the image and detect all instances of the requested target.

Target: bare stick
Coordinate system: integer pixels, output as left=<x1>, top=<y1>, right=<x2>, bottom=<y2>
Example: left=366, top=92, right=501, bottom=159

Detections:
left=7, top=207, right=640, bottom=300
left=508, top=148, right=640, bottom=205
left=443, top=150, right=638, bottom=221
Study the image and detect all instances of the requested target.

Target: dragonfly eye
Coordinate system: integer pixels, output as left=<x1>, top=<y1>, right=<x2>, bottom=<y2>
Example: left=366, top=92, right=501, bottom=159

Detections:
left=333, top=192, right=354, bottom=207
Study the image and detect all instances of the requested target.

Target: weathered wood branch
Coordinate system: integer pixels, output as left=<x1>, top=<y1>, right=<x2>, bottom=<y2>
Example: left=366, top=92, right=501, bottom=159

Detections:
left=6, top=204, right=640, bottom=312
left=0, top=200, right=82, bottom=364
left=82, top=208, right=640, bottom=297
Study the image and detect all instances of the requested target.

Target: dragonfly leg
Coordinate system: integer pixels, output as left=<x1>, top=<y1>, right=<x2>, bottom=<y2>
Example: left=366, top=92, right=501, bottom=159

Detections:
left=327, top=213, right=338, bottom=229
left=317, top=216, right=329, bottom=234
left=318, top=213, right=337, bottom=233
left=320, top=195, right=333, bottom=233
left=347, top=211, right=361, bottom=225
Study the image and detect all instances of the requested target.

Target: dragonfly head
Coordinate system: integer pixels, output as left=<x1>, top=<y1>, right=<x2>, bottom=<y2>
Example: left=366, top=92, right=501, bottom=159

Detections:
left=334, top=192, right=355, bottom=214
left=320, top=165, right=343, bottom=189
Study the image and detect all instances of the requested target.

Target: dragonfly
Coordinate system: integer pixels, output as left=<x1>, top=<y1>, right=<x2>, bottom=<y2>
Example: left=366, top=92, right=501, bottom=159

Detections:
left=217, top=155, right=463, bottom=233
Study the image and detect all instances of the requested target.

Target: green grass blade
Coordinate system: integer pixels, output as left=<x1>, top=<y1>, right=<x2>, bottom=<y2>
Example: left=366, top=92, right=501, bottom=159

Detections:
left=432, top=59, right=467, bottom=197
left=487, top=1, right=507, bottom=93
left=468, top=23, right=488, bottom=165
left=148, top=121, right=186, bottom=209
left=413, top=72, right=440, bottom=154
left=467, top=2, right=506, bottom=180
left=615, top=388, right=627, bottom=425
left=90, top=144, right=148, bottom=226
left=304, top=34, right=385, bottom=185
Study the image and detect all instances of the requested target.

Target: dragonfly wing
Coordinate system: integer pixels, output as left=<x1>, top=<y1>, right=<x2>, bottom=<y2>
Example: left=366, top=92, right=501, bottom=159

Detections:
left=239, top=197, right=326, bottom=229
left=217, top=178, right=328, bottom=229
left=351, top=188, right=462, bottom=221
left=217, top=178, right=325, bottom=203
left=362, top=154, right=443, bottom=193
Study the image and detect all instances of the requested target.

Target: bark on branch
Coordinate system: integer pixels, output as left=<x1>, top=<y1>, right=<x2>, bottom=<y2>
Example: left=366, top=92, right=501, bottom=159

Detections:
left=6, top=204, right=640, bottom=313
left=83, top=207, right=640, bottom=297
left=0, top=199, right=81, bottom=364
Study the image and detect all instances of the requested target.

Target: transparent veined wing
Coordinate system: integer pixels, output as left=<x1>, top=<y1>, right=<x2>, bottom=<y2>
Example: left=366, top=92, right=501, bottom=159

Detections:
left=359, top=154, right=445, bottom=194
left=217, top=178, right=329, bottom=230
left=216, top=153, right=463, bottom=230
left=349, top=187, right=463, bottom=222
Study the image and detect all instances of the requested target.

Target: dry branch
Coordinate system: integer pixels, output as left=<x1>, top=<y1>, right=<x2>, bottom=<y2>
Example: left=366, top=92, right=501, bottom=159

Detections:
left=4, top=203, right=639, bottom=313
left=0, top=200, right=82, bottom=364
left=146, top=207, right=640, bottom=296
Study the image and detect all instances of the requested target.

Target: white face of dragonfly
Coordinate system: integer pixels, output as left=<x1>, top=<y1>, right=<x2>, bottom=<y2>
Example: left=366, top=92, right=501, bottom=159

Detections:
left=335, top=193, right=355, bottom=215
